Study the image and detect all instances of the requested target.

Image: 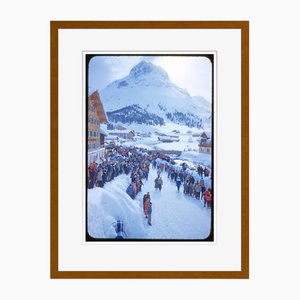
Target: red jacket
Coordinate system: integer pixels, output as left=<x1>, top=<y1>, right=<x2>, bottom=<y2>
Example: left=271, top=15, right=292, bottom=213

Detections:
left=204, top=192, right=212, bottom=201
left=144, top=201, right=149, bottom=212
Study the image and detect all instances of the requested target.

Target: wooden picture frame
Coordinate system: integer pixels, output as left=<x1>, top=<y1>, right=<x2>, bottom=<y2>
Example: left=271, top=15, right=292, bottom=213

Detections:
left=50, top=21, right=249, bottom=279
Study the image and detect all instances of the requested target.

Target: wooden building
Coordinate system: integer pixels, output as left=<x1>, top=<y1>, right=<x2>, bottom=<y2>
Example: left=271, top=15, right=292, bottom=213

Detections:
left=88, top=90, right=108, bottom=163
left=198, top=131, right=212, bottom=154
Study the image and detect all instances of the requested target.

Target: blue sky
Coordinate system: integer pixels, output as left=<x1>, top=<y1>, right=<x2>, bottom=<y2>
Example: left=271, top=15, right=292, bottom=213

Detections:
left=88, top=55, right=212, bottom=102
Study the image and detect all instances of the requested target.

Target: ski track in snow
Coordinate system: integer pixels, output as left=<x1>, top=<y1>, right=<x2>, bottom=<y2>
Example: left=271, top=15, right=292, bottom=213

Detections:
left=133, top=167, right=211, bottom=239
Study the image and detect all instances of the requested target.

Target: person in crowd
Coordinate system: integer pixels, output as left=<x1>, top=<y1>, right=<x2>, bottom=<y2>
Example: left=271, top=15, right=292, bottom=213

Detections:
left=197, top=165, right=203, bottom=176
left=174, top=170, right=178, bottom=182
left=204, top=189, right=212, bottom=208
left=156, top=176, right=163, bottom=191
left=102, top=168, right=107, bottom=184
left=147, top=202, right=153, bottom=225
left=189, top=181, right=194, bottom=197
left=195, top=181, right=201, bottom=200
left=167, top=167, right=172, bottom=179
left=115, top=220, right=125, bottom=239
left=143, top=192, right=150, bottom=217
left=170, top=169, right=175, bottom=181
left=88, top=163, right=96, bottom=189
left=200, top=177, right=205, bottom=199
left=185, top=179, right=190, bottom=194
left=126, top=184, right=134, bottom=199
left=96, top=168, right=103, bottom=188
left=154, top=176, right=162, bottom=191
left=144, top=198, right=150, bottom=219
left=176, top=176, right=182, bottom=192
left=204, top=167, right=210, bottom=177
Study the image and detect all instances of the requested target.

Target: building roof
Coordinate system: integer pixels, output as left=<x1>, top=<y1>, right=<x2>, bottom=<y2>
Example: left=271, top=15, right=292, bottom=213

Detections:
left=116, top=125, right=127, bottom=130
left=201, top=131, right=211, bottom=139
left=88, top=90, right=108, bottom=123
left=107, top=130, right=134, bottom=134
left=99, top=129, right=108, bottom=136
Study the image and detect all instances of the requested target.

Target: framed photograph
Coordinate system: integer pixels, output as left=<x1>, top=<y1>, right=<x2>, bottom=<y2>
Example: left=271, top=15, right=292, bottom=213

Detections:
left=51, top=21, right=249, bottom=278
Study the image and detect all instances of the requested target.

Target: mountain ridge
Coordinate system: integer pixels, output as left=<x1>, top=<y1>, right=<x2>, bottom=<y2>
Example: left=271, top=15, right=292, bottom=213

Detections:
left=100, top=61, right=211, bottom=128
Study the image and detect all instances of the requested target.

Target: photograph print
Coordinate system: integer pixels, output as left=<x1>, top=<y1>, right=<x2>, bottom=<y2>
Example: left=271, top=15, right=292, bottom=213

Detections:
left=86, top=54, right=214, bottom=241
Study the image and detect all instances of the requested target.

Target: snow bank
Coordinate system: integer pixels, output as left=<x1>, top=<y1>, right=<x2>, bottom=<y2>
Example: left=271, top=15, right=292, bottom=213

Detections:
left=88, top=175, right=145, bottom=239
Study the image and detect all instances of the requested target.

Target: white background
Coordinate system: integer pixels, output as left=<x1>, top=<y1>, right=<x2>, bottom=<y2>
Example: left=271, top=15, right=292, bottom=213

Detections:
left=0, top=0, right=299, bottom=299
left=58, top=29, right=241, bottom=271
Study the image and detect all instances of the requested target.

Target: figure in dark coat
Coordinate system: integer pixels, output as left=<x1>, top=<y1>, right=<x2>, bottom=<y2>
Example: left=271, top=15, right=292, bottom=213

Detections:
left=147, top=202, right=152, bottom=225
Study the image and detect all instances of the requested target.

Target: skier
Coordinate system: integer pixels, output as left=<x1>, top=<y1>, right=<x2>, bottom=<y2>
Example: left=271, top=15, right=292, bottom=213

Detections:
left=176, top=177, right=182, bottom=192
left=147, top=202, right=153, bottom=225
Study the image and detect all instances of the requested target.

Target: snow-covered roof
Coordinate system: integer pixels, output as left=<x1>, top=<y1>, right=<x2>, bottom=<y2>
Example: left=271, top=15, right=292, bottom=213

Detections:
left=107, top=130, right=134, bottom=134
left=106, top=135, right=119, bottom=140
left=201, top=131, right=211, bottom=139
left=100, top=129, right=108, bottom=136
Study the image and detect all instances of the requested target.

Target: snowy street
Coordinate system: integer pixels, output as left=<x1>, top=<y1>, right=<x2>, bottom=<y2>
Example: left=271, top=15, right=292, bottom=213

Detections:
left=88, top=162, right=212, bottom=240
left=135, top=167, right=211, bottom=239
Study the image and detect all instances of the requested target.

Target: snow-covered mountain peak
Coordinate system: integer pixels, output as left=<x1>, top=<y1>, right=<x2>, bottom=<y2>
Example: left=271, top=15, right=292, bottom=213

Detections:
left=100, top=61, right=211, bottom=129
left=129, top=60, right=169, bottom=81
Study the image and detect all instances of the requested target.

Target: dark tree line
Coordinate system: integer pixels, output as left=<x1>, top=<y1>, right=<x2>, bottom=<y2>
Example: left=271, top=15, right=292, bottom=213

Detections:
left=107, top=104, right=165, bottom=126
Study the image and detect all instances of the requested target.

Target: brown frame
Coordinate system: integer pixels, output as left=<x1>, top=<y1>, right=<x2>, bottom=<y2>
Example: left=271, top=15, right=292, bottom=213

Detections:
left=50, top=21, right=249, bottom=279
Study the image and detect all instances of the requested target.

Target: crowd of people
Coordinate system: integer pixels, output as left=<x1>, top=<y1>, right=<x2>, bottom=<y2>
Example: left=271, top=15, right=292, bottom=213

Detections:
left=87, top=145, right=213, bottom=230
left=126, top=159, right=150, bottom=199
left=87, top=145, right=150, bottom=190
left=153, top=159, right=213, bottom=208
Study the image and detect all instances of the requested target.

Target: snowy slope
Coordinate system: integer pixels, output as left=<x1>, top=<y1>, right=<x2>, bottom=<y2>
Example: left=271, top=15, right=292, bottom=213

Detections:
left=88, top=175, right=145, bottom=238
left=192, top=96, right=211, bottom=114
left=100, top=61, right=211, bottom=127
